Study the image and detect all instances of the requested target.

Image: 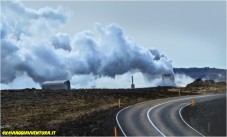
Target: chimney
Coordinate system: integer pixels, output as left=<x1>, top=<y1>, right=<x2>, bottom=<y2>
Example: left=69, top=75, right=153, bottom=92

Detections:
left=132, top=76, right=133, bottom=84
left=131, top=76, right=135, bottom=89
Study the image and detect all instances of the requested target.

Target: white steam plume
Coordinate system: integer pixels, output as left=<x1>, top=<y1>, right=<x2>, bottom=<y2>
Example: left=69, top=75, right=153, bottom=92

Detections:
left=174, top=74, right=195, bottom=87
left=1, top=1, right=174, bottom=89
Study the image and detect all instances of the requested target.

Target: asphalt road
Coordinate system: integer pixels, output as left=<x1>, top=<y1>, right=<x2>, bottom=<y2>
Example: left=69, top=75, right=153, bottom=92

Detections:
left=116, top=94, right=226, bottom=136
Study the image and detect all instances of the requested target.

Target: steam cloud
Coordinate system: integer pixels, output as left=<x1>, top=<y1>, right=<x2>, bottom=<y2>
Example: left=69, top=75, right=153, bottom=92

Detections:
left=1, top=1, right=174, bottom=89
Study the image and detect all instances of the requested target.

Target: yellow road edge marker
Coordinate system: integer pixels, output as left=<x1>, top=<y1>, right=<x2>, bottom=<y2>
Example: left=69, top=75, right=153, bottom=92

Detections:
left=178, top=90, right=181, bottom=96
left=191, top=98, right=195, bottom=107
left=118, top=99, right=121, bottom=108
left=114, top=127, right=117, bottom=137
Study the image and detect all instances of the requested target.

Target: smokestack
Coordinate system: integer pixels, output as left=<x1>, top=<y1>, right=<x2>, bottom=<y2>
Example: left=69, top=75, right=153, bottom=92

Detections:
left=132, top=76, right=133, bottom=84
left=131, top=76, right=135, bottom=89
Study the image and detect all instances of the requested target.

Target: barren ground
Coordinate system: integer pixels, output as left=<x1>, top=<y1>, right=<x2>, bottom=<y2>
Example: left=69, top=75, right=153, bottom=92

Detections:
left=181, top=96, right=226, bottom=136
left=1, top=81, right=226, bottom=136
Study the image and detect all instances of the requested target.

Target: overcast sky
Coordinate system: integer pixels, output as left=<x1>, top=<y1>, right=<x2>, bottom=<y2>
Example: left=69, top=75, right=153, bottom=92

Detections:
left=23, top=0, right=226, bottom=68
left=1, top=0, right=226, bottom=89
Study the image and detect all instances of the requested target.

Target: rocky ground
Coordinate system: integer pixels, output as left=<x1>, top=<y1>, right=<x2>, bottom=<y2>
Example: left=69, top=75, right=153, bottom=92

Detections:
left=181, top=95, right=226, bottom=136
left=1, top=80, right=226, bottom=136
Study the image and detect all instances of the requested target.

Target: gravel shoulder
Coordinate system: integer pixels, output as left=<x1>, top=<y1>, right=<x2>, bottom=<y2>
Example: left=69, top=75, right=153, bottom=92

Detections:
left=181, top=94, right=226, bottom=136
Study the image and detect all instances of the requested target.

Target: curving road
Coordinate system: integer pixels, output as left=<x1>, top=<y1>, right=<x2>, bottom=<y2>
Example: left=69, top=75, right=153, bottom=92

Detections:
left=116, top=94, right=225, bottom=136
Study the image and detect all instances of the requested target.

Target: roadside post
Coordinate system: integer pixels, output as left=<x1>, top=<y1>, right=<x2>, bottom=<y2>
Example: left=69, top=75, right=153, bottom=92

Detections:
left=118, top=99, right=121, bottom=108
left=191, top=98, right=195, bottom=107
left=114, top=126, right=117, bottom=137
left=178, top=89, right=181, bottom=96
left=208, top=122, right=210, bottom=132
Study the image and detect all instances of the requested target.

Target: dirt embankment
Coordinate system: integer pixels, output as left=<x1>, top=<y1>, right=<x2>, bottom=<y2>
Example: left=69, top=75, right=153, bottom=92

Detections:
left=1, top=81, right=226, bottom=136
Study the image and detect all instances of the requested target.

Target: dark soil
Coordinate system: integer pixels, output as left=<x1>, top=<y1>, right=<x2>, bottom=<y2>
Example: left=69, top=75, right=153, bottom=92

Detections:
left=181, top=96, right=226, bottom=136
left=56, top=107, right=121, bottom=136
left=1, top=82, right=226, bottom=136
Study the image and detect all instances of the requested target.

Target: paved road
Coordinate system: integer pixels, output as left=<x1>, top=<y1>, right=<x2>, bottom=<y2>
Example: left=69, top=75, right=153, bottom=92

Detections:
left=116, top=94, right=225, bottom=136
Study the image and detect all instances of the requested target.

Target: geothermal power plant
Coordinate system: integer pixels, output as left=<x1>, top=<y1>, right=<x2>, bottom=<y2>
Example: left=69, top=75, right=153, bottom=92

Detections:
left=41, top=74, right=176, bottom=90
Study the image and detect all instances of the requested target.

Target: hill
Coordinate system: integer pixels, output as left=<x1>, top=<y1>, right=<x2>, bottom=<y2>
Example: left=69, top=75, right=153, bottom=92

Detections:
left=174, top=67, right=226, bottom=81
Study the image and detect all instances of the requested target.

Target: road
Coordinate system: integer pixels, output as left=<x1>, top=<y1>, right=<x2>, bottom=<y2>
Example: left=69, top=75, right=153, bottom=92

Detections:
left=116, top=94, right=225, bottom=136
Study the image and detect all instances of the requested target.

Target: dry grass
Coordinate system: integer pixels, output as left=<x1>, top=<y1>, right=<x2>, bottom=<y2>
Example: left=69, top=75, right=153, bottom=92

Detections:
left=1, top=81, right=226, bottom=135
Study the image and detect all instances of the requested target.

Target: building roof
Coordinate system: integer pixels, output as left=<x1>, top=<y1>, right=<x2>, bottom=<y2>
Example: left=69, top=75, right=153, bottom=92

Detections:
left=42, top=80, right=69, bottom=85
left=42, top=80, right=71, bottom=90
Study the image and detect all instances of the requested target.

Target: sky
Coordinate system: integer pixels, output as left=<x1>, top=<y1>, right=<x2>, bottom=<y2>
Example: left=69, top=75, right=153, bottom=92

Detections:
left=22, top=0, right=226, bottom=68
left=0, top=0, right=226, bottom=89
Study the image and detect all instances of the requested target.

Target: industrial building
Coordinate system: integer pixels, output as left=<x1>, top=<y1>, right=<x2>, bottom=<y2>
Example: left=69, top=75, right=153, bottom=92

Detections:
left=162, top=74, right=175, bottom=82
left=42, top=80, right=71, bottom=90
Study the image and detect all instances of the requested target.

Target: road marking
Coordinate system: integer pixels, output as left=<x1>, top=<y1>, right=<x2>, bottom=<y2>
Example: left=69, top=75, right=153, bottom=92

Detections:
left=146, top=97, right=198, bottom=136
left=116, top=106, right=131, bottom=137
left=146, top=94, right=217, bottom=136
left=179, top=103, right=205, bottom=137
left=116, top=94, right=219, bottom=136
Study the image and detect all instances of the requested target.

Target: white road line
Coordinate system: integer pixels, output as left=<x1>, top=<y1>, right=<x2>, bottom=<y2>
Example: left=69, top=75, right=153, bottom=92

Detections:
left=179, top=103, right=205, bottom=137
left=146, top=97, right=196, bottom=137
left=146, top=94, right=216, bottom=136
left=116, top=106, right=131, bottom=137
left=116, top=94, right=218, bottom=136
